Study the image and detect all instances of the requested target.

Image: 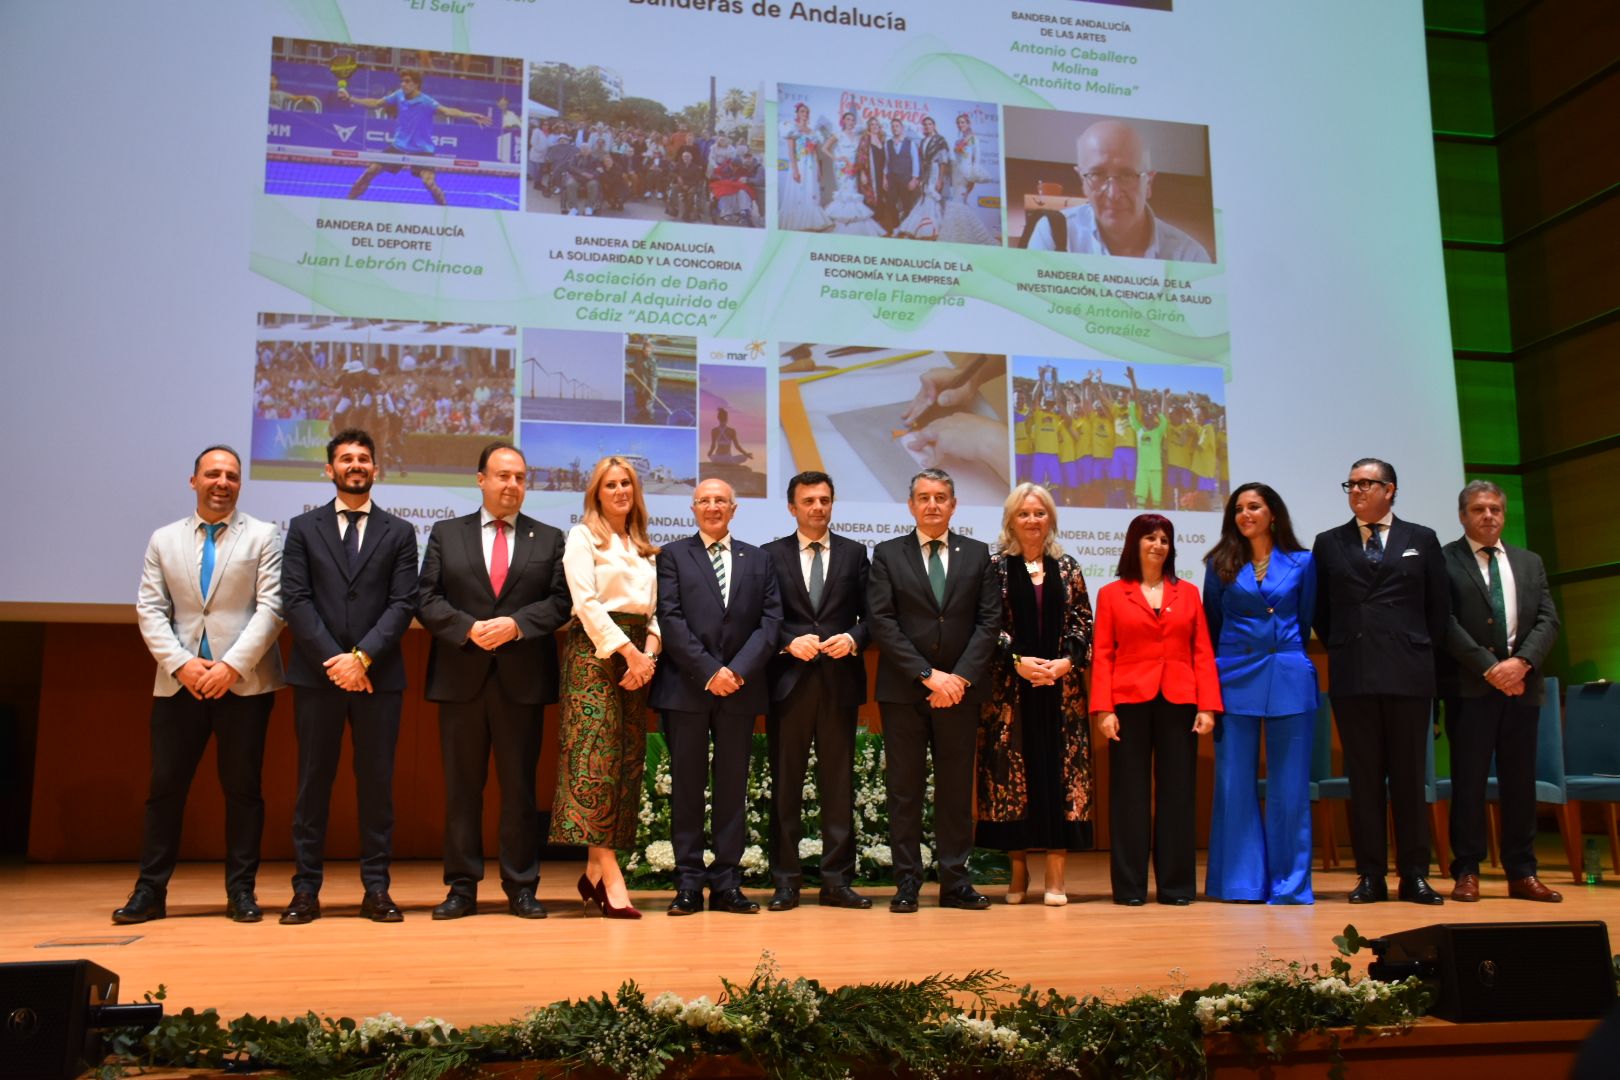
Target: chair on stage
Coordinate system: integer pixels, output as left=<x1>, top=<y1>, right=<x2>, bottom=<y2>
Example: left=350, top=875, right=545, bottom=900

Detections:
left=1559, top=681, right=1620, bottom=884
left=1479, top=676, right=1580, bottom=878
left=1312, top=701, right=1450, bottom=873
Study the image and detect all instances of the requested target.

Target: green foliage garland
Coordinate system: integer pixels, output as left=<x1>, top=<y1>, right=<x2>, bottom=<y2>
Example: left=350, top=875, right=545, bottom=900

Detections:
left=100, top=929, right=1436, bottom=1080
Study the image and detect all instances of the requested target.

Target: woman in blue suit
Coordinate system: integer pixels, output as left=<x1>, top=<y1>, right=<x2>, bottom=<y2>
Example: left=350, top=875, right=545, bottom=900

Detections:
left=1202, top=483, right=1319, bottom=903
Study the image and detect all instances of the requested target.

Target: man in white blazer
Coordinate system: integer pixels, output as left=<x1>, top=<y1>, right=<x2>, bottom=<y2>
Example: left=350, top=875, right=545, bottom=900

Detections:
left=114, top=446, right=286, bottom=924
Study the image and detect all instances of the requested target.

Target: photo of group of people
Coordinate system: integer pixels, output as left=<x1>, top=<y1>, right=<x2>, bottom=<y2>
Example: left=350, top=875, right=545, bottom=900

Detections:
left=777, top=85, right=1002, bottom=245
left=265, top=38, right=524, bottom=210
left=525, top=63, right=764, bottom=227
left=250, top=315, right=517, bottom=484
left=1011, top=356, right=1226, bottom=511
left=518, top=329, right=766, bottom=497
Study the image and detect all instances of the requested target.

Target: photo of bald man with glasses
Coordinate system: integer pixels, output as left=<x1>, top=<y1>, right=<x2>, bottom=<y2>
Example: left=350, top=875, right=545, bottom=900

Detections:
left=1022, top=118, right=1212, bottom=263
left=1312, top=459, right=1450, bottom=906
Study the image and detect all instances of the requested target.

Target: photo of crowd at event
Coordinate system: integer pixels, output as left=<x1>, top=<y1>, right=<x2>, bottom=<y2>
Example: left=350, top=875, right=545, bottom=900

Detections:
left=1011, top=360, right=1227, bottom=511
left=253, top=318, right=516, bottom=477
left=526, top=64, right=763, bottom=227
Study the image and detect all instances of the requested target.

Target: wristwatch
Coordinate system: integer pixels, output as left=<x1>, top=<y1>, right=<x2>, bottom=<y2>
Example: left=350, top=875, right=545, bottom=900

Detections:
left=919, top=667, right=933, bottom=682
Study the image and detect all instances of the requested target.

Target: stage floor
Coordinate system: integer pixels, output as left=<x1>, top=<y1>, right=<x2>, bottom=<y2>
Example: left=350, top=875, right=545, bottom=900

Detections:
left=3, top=853, right=1615, bottom=1027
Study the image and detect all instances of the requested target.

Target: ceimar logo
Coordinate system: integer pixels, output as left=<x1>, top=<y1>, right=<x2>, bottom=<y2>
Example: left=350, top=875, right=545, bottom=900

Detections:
left=333, top=124, right=358, bottom=143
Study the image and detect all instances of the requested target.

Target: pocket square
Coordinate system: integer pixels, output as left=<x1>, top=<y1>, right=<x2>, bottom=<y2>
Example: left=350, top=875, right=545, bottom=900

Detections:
left=1402, top=548, right=1420, bottom=557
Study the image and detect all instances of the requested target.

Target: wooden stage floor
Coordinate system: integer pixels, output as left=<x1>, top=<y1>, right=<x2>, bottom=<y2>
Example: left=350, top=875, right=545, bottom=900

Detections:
left=3, top=853, right=1616, bottom=1027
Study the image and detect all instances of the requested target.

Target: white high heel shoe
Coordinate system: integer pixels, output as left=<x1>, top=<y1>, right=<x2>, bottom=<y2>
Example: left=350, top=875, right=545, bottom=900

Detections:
left=1044, top=891, right=1069, bottom=907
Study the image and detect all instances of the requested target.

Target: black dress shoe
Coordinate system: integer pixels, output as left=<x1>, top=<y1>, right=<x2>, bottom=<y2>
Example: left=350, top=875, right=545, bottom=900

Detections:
left=508, top=888, right=548, bottom=919
left=819, top=885, right=873, bottom=909
left=939, top=885, right=992, bottom=910
left=767, top=887, right=799, bottom=912
left=360, top=890, right=403, bottom=922
left=889, top=882, right=920, bottom=914
left=1347, top=875, right=1389, bottom=904
left=1398, top=876, right=1444, bottom=905
left=1115, top=896, right=1146, bottom=907
left=667, top=888, right=704, bottom=916
left=112, top=886, right=166, bottom=925
left=709, top=887, right=761, bottom=914
left=432, top=891, right=478, bottom=920
left=1158, top=897, right=1193, bottom=906
left=279, top=890, right=321, bottom=925
left=226, top=892, right=263, bottom=923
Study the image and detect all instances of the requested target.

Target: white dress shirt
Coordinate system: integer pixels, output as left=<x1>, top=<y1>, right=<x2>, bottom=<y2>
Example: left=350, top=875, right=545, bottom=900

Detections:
left=334, top=497, right=374, bottom=550
left=914, top=527, right=950, bottom=576
left=479, top=506, right=520, bottom=573
left=700, top=530, right=733, bottom=606
left=562, top=523, right=660, bottom=657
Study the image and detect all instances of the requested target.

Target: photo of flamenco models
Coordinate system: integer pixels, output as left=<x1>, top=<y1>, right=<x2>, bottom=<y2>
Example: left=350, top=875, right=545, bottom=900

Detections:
left=526, top=61, right=763, bottom=228
left=519, top=328, right=766, bottom=497
left=1011, top=356, right=1226, bottom=511
left=777, top=84, right=1002, bottom=245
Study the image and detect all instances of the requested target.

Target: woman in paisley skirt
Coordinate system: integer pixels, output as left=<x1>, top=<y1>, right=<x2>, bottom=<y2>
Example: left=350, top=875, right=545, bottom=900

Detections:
left=550, top=455, right=661, bottom=918
left=976, top=483, right=1095, bottom=906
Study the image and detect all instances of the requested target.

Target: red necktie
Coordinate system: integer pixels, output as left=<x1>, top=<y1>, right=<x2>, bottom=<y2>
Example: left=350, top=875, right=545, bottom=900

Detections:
left=489, top=520, right=509, bottom=596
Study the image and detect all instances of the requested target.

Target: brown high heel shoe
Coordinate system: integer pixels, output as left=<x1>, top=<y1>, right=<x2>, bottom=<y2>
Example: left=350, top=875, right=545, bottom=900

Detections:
left=577, top=874, right=602, bottom=917
left=596, top=878, right=642, bottom=920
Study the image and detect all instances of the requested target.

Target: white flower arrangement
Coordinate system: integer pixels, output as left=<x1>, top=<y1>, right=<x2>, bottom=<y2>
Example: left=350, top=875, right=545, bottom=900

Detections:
left=948, top=1014, right=1028, bottom=1053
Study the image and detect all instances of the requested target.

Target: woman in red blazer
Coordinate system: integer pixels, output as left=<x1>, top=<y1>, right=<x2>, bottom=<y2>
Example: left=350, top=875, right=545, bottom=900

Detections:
left=1090, top=514, right=1222, bottom=905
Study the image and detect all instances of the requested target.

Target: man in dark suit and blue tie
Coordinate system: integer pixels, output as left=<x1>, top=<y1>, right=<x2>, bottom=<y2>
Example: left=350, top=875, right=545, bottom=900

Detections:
left=1440, top=480, right=1563, bottom=903
left=867, top=468, right=1001, bottom=913
left=277, top=429, right=419, bottom=925
left=762, top=471, right=871, bottom=911
left=651, top=477, right=782, bottom=915
left=1312, top=457, right=1450, bottom=905
left=417, top=443, right=571, bottom=919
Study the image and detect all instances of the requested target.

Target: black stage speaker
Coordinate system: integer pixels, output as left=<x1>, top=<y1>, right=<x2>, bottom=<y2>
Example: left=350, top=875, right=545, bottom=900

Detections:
left=1368, top=921, right=1616, bottom=1022
left=1, top=960, right=125, bottom=1080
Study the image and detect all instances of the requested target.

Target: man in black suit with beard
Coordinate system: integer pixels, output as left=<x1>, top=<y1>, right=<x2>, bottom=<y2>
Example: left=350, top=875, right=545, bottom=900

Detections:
left=279, top=429, right=419, bottom=925
left=762, top=471, right=872, bottom=911
left=867, top=468, right=1001, bottom=913
left=1313, top=457, right=1450, bottom=906
left=417, top=442, right=570, bottom=920
left=1440, top=480, right=1562, bottom=903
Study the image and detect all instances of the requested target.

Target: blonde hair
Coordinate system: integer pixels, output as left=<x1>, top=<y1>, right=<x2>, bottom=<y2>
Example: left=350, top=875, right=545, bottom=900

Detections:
left=581, top=456, right=658, bottom=557
left=997, top=483, right=1064, bottom=560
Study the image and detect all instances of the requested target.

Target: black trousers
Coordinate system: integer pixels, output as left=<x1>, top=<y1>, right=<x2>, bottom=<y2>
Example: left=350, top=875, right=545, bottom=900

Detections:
left=767, top=667, right=858, bottom=888
left=1108, top=695, right=1198, bottom=902
left=880, top=698, right=977, bottom=893
left=1446, top=692, right=1541, bottom=880
left=137, top=690, right=274, bottom=897
left=663, top=706, right=755, bottom=892
left=1332, top=694, right=1432, bottom=878
left=290, top=683, right=402, bottom=895
left=437, top=684, right=544, bottom=896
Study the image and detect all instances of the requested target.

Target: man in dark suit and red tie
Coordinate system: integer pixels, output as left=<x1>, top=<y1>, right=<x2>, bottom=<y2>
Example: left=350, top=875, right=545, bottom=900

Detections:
left=867, top=467, right=1001, bottom=913
left=650, top=477, right=783, bottom=916
left=278, top=429, right=419, bottom=925
left=1312, top=457, right=1450, bottom=905
left=417, top=442, right=570, bottom=920
left=762, top=471, right=872, bottom=911
left=1441, top=480, right=1562, bottom=903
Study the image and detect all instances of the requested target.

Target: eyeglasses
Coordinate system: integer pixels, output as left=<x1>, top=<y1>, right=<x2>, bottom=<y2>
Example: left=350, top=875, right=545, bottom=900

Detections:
left=694, top=497, right=733, bottom=508
left=1078, top=170, right=1146, bottom=194
left=1340, top=479, right=1391, bottom=493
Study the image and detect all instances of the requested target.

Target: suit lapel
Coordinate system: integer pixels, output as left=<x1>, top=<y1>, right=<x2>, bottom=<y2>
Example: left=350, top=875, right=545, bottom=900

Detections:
left=782, top=536, right=815, bottom=613
left=311, top=504, right=350, bottom=580
left=690, top=535, right=725, bottom=607
left=461, top=514, right=497, bottom=603
left=348, top=507, right=388, bottom=580
left=1380, top=518, right=1412, bottom=574
left=495, top=514, right=539, bottom=602
left=904, top=534, right=937, bottom=610
left=1448, top=542, right=1490, bottom=607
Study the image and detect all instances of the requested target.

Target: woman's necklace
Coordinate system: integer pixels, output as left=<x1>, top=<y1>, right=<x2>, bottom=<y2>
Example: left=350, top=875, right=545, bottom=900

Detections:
left=1252, top=551, right=1271, bottom=583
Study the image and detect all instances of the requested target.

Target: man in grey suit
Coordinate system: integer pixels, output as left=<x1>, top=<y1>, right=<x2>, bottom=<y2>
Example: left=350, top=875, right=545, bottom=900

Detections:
left=1441, top=480, right=1563, bottom=903
left=114, top=446, right=286, bottom=924
left=867, top=468, right=1000, bottom=913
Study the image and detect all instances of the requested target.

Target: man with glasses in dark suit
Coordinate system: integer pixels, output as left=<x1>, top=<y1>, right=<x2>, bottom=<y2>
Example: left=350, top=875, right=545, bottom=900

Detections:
left=1312, top=458, right=1449, bottom=905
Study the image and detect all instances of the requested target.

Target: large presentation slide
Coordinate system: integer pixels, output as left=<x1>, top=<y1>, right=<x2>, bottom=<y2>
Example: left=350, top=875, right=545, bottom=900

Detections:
left=0, top=0, right=1460, bottom=611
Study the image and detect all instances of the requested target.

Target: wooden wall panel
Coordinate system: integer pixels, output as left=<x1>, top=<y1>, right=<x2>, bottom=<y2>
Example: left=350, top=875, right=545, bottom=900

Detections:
left=1519, top=445, right=1620, bottom=574
left=1488, top=0, right=1620, bottom=129
left=1513, top=319, right=1620, bottom=462
left=1506, top=195, right=1620, bottom=346
left=1497, top=70, right=1620, bottom=239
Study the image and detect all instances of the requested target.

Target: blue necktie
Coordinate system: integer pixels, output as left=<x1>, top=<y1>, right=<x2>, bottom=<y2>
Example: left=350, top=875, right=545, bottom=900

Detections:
left=1363, top=522, right=1384, bottom=565
left=198, top=522, right=225, bottom=659
left=808, top=541, right=825, bottom=608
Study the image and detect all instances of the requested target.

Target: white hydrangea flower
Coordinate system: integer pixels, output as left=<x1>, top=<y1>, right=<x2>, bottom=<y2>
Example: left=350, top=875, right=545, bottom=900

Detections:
left=919, top=842, right=933, bottom=867
left=648, top=991, right=684, bottom=1018
left=798, top=837, right=823, bottom=859
left=703, top=849, right=716, bottom=866
left=861, top=843, right=893, bottom=866
left=740, top=844, right=767, bottom=871
left=645, top=840, right=676, bottom=871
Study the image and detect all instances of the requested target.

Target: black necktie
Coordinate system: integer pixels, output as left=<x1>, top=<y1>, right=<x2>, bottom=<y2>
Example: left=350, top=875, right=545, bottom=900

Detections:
left=342, top=510, right=365, bottom=571
left=1363, top=522, right=1383, bottom=565
left=1481, top=546, right=1509, bottom=656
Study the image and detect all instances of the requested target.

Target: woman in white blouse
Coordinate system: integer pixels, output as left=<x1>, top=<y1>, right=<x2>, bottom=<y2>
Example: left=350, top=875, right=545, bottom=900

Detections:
left=549, top=456, right=661, bottom=918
